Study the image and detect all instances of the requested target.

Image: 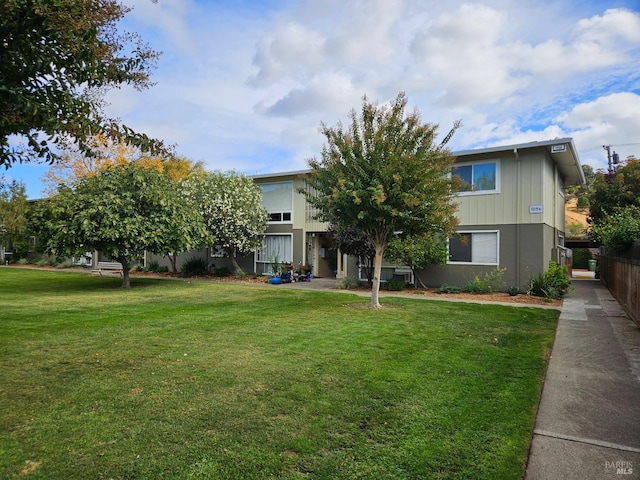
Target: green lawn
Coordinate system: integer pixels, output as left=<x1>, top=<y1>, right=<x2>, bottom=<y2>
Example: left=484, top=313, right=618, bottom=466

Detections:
left=0, top=268, right=558, bottom=479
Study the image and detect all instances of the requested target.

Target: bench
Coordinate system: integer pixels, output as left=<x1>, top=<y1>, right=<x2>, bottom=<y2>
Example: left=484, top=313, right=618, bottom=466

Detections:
left=91, top=261, right=124, bottom=277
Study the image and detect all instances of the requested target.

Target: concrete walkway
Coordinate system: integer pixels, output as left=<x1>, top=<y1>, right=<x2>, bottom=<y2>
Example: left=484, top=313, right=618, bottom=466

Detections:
left=525, top=279, right=640, bottom=479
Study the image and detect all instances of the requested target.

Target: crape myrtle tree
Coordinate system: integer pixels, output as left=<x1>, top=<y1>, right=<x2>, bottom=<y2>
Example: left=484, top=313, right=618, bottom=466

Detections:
left=183, top=171, right=269, bottom=272
left=29, top=162, right=209, bottom=288
left=304, top=92, right=459, bottom=308
left=1, top=0, right=165, bottom=166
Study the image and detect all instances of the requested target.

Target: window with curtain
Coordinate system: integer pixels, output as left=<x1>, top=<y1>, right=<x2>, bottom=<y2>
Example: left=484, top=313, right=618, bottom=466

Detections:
left=448, top=231, right=499, bottom=264
left=256, top=235, right=293, bottom=271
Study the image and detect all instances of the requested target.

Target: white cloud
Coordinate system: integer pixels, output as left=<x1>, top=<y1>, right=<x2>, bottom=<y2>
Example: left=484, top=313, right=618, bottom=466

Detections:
left=556, top=92, right=640, bottom=170
left=13, top=0, right=640, bottom=198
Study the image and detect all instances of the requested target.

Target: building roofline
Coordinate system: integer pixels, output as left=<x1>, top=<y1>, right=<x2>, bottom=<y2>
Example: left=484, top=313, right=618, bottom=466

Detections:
left=453, top=137, right=574, bottom=156
left=250, top=169, right=310, bottom=180
left=250, top=138, right=585, bottom=185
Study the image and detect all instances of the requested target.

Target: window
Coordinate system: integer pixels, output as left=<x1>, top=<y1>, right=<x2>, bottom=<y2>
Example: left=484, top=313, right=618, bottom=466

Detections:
left=261, top=182, right=293, bottom=223
left=256, top=234, right=292, bottom=273
left=448, top=231, right=499, bottom=264
left=452, top=161, right=499, bottom=194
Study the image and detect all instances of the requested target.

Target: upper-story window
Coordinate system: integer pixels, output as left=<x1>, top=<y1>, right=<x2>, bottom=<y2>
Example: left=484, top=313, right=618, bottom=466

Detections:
left=261, top=182, right=293, bottom=223
left=452, top=160, right=499, bottom=195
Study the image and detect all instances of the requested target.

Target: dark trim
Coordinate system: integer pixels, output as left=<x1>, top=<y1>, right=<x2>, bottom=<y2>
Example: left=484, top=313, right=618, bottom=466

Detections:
left=565, top=239, right=599, bottom=249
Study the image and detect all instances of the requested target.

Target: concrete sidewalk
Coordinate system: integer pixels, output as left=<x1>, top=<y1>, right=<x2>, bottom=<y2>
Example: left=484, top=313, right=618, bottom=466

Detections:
left=525, top=279, right=640, bottom=479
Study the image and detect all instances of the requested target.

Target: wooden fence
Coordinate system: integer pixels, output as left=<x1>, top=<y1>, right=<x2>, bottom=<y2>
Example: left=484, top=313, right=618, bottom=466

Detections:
left=598, top=244, right=640, bottom=327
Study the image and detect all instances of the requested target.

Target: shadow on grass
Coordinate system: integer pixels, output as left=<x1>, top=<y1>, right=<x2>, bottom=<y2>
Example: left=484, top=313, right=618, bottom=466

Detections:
left=0, top=267, right=171, bottom=295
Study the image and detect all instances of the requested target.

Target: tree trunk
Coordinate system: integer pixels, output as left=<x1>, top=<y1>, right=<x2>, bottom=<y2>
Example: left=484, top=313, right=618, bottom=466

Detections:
left=370, top=243, right=384, bottom=308
left=116, top=258, right=130, bottom=288
left=168, top=254, right=177, bottom=274
left=230, top=254, right=240, bottom=271
left=412, top=266, right=428, bottom=289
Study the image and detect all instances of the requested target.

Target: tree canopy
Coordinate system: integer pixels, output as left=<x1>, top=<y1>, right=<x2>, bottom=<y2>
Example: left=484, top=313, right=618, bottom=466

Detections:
left=0, top=0, right=165, bottom=166
left=29, top=162, right=208, bottom=287
left=385, top=232, right=449, bottom=289
left=42, top=135, right=202, bottom=195
left=183, top=171, right=269, bottom=272
left=588, top=156, right=640, bottom=226
left=589, top=156, right=640, bottom=253
left=304, top=92, right=459, bottom=308
left=0, top=179, right=28, bottom=260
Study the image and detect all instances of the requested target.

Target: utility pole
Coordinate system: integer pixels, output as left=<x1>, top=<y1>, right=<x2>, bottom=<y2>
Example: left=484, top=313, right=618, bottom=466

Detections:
left=602, top=145, right=620, bottom=174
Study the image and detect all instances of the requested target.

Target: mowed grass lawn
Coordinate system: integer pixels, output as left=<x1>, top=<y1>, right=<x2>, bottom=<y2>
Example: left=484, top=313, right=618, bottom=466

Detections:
left=0, top=268, right=558, bottom=479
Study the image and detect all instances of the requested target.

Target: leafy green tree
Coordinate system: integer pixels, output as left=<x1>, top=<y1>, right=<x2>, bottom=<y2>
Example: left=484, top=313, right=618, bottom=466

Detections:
left=590, top=205, right=640, bottom=253
left=304, top=92, right=459, bottom=308
left=566, top=164, right=596, bottom=198
left=183, top=171, right=269, bottom=272
left=328, top=223, right=376, bottom=286
left=0, top=179, right=28, bottom=261
left=29, top=162, right=208, bottom=287
left=385, top=232, right=449, bottom=289
left=1, top=0, right=165, bottom=166
left=589, top=157, right=640, bottom=226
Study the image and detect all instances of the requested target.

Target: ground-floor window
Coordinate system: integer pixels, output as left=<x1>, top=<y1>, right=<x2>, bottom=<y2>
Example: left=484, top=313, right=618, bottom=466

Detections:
left=448, top=231, right=499, bottom=265
left=256, top=234, right=293, bottom=274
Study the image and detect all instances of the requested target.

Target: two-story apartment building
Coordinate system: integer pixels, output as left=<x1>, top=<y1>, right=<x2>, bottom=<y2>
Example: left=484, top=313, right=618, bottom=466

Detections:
left=247, top=138, right=583, bottom=288
left=150, top=138, right=584, bottom=289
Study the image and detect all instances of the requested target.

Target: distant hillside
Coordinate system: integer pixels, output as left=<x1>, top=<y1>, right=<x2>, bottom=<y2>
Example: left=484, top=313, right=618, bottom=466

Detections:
left=565, top=197, right=589, bottom=238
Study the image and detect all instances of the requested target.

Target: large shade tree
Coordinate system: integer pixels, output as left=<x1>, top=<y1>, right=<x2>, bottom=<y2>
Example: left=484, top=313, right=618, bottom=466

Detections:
left=588, top=156, right=640, bottom=226
left=0, top=0, right=165, bottom=166
left=0, top=179, right=28, bottom=261
left=29, top=162, right=208, bottom=287
left=589, top=156, right=640, bottom=253
left=183, top=171, right=269, bottom=272
left=41, top=134, right=202, bottom=194
left=304, top=92, right=459, bottom=308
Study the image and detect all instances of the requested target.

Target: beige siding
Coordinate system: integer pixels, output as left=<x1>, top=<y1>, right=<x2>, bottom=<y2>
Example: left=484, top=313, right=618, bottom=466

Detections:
left=455, top=150, right=551, bottom=226
left=453, top=146, right=571, bottom=232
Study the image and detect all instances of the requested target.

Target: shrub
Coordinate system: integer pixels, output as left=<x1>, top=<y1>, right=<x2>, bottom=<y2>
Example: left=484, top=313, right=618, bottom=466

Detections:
left=180, top=257, right=209, bottom=277
left=337, top=276, right=358, bottom=290
left=572, top=248, right=592, bottom=269
left=528, top=273, right=556, bottom=299
left=507, top=286, right=520, bottom=296
left=462, top=277, right=490, bottom=294
left=590, top=206, right=640, bottom=253
left=213, top=266, right=231, bottom=277
left=145, top=261, right=159, bottom=272
left=384, top=278, right=406, bottom=291
left=234, top=268, right=246, bottom=279
left=156, top=265, right=169, bottom=273
left=527, top=262, right=572, bottom=299
left=482, top=267, right=506, bottom=292
left=438, top=284, right=462, bottom=294
left=460, top=267, right=506, bottom=294
left=545, top=261, right=572, bottom=297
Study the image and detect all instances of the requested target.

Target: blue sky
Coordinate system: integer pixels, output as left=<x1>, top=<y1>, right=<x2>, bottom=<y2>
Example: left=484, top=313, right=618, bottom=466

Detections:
left=6, top=0, right=640, bottom=199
